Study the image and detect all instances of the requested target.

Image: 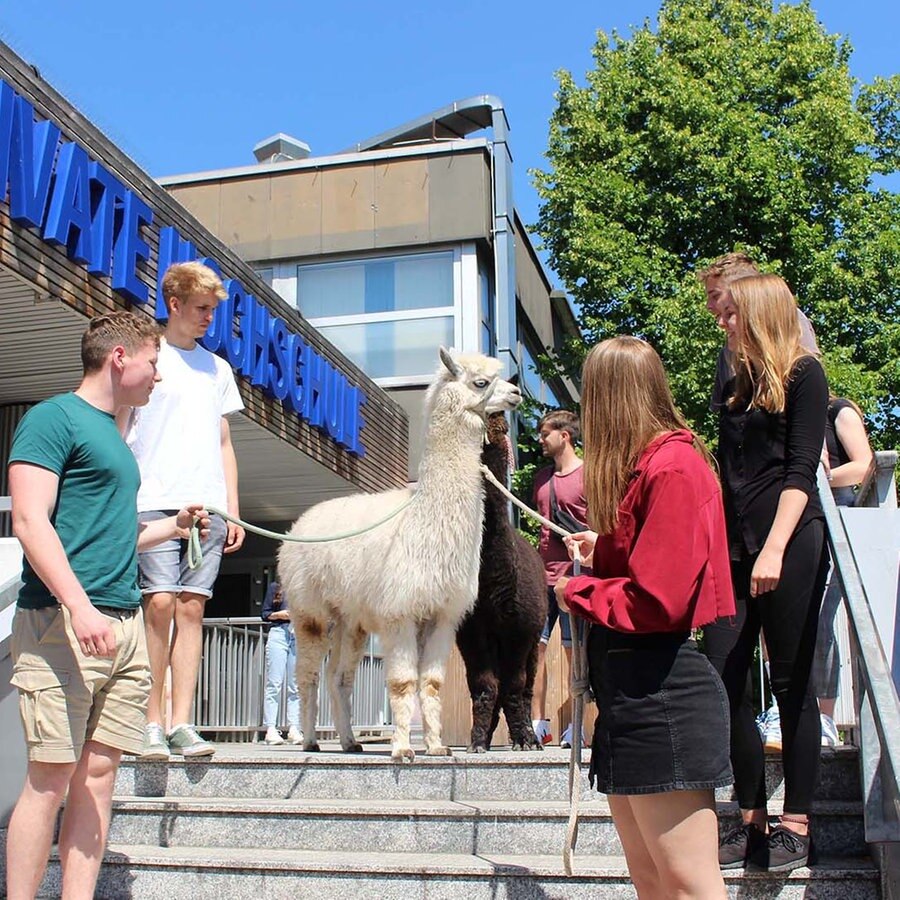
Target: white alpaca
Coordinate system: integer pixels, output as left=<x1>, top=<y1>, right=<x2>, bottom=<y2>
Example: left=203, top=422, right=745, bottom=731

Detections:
left=278, top=348, right=521, bottom=760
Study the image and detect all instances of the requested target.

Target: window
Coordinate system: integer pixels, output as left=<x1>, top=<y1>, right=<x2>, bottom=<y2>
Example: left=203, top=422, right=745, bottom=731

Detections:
left=317, top=317, right=454, bottom=380
left=479, top=264, right=495, bottom=356
left=297, top=251, right=456, bottom=379
left=254, top=267, right=274, bottom=288
left=297, top=252, right=453, bottom=318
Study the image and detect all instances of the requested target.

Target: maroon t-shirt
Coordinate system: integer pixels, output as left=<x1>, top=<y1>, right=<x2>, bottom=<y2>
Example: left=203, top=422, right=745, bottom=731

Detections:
left=533, top=464, right=589, bottom=585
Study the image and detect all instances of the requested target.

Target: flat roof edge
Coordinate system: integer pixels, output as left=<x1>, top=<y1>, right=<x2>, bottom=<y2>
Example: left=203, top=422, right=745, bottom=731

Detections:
left=157, top=138, right=490, bottom=186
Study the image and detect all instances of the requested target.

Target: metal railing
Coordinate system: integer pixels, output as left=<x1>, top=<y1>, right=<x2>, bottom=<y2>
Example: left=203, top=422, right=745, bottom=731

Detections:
left=818, top=451, right=900, bottom=857
left=192, top=618, right=392, bottom=738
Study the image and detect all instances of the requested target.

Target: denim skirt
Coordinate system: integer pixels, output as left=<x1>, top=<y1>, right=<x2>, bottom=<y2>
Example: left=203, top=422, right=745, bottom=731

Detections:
left=587, top=626, right=733, bottom=795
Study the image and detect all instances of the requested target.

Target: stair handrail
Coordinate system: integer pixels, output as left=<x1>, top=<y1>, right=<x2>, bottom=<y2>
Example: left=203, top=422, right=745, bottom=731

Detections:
left=817, top=461, right=900, bottom=843
left=852, top=450, right=898, bottom=509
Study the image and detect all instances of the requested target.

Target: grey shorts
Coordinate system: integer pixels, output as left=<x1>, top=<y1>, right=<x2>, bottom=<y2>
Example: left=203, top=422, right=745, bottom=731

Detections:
left=138, top=511, right=228, bottom=598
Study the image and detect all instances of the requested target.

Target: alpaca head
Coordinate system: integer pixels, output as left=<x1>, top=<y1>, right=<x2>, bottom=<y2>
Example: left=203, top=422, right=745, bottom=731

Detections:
left=424, top=348, right=522, bottom=430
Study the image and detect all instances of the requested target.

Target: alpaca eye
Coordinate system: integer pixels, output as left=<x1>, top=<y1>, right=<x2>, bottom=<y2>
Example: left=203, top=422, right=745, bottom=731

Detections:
left=473, top=379, right=489, bottom=388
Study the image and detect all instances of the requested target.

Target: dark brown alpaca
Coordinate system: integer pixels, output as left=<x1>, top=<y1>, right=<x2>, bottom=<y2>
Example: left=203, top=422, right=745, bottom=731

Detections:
left=456, top=413, right=548, bottom=752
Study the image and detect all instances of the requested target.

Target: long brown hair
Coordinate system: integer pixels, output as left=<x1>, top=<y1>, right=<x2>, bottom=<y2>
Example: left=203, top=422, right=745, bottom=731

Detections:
left=581, top=337, right=714, bottom=535
left=729, top=274, right=811, bottom=413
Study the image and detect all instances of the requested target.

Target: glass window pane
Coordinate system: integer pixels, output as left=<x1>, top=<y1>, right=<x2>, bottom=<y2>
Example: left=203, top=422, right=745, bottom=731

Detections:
left=481, top=323, right=494, bottom=356
left=480, top=266, right=493, bottom=326
left=318, top=317, right=454, bottom=379
left=520, top=343, right=543, bottom=401
left=298, top=264, right=366, bottom=317
left=298, top=252, right=453, bottom=318
left=394, top=254, right=454, bottom=311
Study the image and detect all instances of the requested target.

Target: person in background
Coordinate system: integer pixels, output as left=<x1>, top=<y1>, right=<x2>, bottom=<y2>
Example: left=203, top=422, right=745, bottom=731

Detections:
left=5, top=313, right=210, bottom=900
left=558, top=336, right=734, bottom=899
left=261, top=581, right=302, bottom=745
left=531, top=410, right=588, bottom=749
left=814, top=396, right=874, bottom=746
left=699, top=251, right=821, bottom=755
left=125, top=261, right=246, bottom=761
left=705, top=274, right=829, bottom=872
left=698, top=252, right=819, bottom=413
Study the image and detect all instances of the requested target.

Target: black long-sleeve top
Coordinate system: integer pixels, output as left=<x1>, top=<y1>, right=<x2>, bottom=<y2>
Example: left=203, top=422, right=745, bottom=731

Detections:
left=261, top=581, right=289, bottom=630
left=717, top=356, right=828, bottom=558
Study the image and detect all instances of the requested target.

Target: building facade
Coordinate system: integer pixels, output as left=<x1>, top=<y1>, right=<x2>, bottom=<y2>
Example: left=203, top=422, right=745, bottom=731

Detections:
left=159, top=97, right=581, bottom=478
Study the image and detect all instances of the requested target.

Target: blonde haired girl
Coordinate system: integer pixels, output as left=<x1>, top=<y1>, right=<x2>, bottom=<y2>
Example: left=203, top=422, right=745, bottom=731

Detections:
left=706, top=274, right=829, bottom=872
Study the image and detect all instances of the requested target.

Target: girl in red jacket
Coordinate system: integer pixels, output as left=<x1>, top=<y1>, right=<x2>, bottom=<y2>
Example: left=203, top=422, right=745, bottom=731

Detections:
left=558, top=336, right=734, bottom=899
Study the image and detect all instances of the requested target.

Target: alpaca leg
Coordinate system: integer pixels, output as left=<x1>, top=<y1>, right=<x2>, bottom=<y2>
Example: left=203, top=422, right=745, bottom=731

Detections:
left=294, top=614, right=329, bottom=752
left=329, top=622, right=368, bottom=753
left=457, top=618, right=499, bottom=753
left=500, top=640, right=541, bottom=751
left=382, top=624, right=419, bottom=761
left=418, top=619, right=455, bottom=756
left=466, top=667, right=499, bottom=753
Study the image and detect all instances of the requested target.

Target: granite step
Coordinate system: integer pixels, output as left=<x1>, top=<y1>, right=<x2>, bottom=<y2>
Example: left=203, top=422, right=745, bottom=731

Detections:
left=115, top=743, right=862, bottom=804
left=41, top=845, right=880, bottom=900
left=104, top=795, right=867, bottom=859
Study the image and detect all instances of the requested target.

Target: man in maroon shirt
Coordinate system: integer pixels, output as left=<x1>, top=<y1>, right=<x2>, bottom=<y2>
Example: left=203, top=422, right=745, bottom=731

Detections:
left=531, top=410, right=589, bottom=747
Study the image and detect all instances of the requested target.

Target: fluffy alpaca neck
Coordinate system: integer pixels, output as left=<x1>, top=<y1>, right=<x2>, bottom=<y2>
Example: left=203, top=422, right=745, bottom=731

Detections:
left=414, top=406, right=485, bottom=501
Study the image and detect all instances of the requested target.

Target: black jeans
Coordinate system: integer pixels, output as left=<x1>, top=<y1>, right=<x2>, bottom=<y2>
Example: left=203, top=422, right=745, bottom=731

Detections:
left=704, top=519, right=829, bottom=815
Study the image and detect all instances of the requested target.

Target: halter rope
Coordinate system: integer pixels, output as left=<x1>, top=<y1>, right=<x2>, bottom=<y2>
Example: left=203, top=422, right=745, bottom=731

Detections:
left=479, top=465, right=590, bottom=875
left=186, top=495, right=415, bottom=569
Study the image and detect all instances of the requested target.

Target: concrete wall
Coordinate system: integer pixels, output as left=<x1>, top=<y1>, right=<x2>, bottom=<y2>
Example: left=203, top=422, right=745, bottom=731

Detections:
left=166, top=149, right=493, bottom=264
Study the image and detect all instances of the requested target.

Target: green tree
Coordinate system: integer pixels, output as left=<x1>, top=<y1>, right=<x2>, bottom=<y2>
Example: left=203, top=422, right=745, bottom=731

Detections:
left=533, top=0, right=900, bottom=448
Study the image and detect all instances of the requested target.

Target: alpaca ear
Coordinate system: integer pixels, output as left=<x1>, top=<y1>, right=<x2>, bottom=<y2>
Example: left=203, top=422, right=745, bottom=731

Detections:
left=439, top=346, right=464, bottom=378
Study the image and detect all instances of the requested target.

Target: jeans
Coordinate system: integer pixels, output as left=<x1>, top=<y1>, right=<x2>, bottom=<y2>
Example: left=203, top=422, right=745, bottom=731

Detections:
left=263, top=625, right=300, bottom=728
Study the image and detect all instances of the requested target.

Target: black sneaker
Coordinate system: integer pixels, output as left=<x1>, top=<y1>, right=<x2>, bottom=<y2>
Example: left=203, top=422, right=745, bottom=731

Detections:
left=718, top=822, right=767, bottom=869
left=750, top=825, right=814, bottom=872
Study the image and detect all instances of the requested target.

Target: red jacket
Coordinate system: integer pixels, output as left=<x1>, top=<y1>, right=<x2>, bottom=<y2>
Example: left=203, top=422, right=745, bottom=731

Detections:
left=564, top=430, right=735, bottom=633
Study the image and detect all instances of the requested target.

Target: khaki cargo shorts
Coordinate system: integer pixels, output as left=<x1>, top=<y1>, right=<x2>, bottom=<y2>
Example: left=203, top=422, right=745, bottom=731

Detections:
left=10, top=604, right=151, bottom=763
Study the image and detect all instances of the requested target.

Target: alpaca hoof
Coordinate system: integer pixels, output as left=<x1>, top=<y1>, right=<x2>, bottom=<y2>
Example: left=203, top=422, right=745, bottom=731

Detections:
left=512, top=740, right=544, bottom=752
left=343, top=742, right=364, bottom=754
left=303, top=741, right=321, bottom=752
left=426, top=745, right=452, bottom=756
left=391, top=747, right=416, bottom=762
left=467, top=744, right=488, bottom=754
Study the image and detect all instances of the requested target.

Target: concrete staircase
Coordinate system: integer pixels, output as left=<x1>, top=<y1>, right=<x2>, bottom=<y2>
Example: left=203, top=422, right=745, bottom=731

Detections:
left=43, top=742, right=879, bottom=898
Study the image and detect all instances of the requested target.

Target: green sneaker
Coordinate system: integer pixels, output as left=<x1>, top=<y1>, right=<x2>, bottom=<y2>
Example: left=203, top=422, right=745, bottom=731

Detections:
left=141, top=723, right=170, bottom=761
left=167, top=724, right=215, bottom=758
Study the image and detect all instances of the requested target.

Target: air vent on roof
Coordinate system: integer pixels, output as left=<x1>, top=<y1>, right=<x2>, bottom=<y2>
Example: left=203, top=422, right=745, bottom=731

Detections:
left=252, top=133, right=311, bottom=163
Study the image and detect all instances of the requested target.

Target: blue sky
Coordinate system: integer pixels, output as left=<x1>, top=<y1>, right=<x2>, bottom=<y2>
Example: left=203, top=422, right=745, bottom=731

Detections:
left=2, top=1, right=896, bottom=289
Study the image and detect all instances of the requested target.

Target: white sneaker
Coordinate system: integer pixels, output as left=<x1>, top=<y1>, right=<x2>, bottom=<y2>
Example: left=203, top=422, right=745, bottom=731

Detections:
left=532, top=718, right=552, bottom=745
left=820, top=713, right=840, bottom=747
left=264, top=726, right=284, bottom=745
left=560, top=723, right=587, bottom=749
left=287, top=726, right=303, bottom=745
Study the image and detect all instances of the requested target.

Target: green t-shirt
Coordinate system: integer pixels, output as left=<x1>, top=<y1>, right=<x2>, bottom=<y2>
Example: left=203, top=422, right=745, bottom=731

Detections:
left=10, top=393, right=142, bottom=610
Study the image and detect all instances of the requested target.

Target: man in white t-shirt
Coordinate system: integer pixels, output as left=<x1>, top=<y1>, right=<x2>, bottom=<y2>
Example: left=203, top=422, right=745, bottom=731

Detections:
left=124, top=262, right=245, bottom=760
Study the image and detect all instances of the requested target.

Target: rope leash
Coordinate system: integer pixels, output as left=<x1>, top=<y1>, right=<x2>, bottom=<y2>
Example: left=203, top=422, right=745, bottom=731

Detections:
left=186, top=496, right=415, bottom=569
left=478, top=465, right=591, bottom=874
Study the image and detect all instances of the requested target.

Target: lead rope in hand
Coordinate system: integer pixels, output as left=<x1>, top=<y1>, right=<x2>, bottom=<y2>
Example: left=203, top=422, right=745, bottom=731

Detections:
left=186, top=495, right=416, bottom=569
left=479, top=465, right=590, bottom=874
left=564, top=555, right=591, bottom=876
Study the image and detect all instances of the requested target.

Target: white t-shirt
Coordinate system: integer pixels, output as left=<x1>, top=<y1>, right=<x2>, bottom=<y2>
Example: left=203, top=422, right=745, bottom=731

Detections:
left=127, top=340, right=244, bottom=512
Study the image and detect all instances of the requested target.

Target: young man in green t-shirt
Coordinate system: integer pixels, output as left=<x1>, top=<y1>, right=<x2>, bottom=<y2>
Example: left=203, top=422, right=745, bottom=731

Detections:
left=5, top=312, right=210, bottom=900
